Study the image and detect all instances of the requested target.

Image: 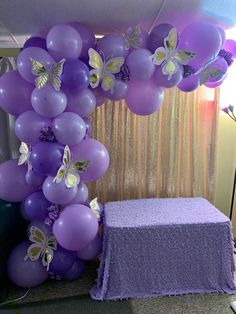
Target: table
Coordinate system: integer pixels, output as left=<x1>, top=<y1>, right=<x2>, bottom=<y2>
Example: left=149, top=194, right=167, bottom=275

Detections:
left=90, top=198, right=236, bottom=300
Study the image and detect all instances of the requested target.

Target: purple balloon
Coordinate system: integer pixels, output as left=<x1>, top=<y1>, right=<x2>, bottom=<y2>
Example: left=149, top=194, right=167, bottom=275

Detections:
left=77, top=234, right=102, bottom=260
left=61, top=59, right=90, bottom=93
left=52, top=112, right=86, bottom=146
left=93, top=86, right=106, bottom=106
left=70, top=138, right=109, bottom=182
left=204, top=75, right=227, bottom=88
left=83, top=117, right=92, bottom=137
left=27, top=220, right=52, bottom=237
left=96, top=34, right=128, bottom=58
left=23, top=37, right=47, bottom=50
left=148, top=23, right=174, bottom=53
left=47, top=24, right=82, bottom=60
left=125, top=79, right=164, bottom=116
left=25, top=168, right=46, bottom=188
left=153, top=65, right=183, bottom=88
left=65, top=183, right=89, bottom=206
left=223, top=39, right=236, bottom=59
left=53, top=204, right=98, bottom=251
left=66, top=89, right=96, bottom=117
left=206, top=57, right=228, bottom=82
left=21, top=191, right=51, bottom=221
left=30, top=142, right=64, bottom=176
left=218, top=28, right=226, bottom=48
left=43, top=176, right=77, bottom=204
left=177, top=74, right=200, bottom=92
left=49, top=245, right=77, bottom=275
left=0, top=70, right=33, bottom=116
left=17, top=47, right=54, bottom=83
left=15, top=111, right=51, bottom=145
left=179, top=21, right=222, bottom=70
left=126, top=48, right=155, bottom=80
left=31, top=85, right=67, bottom=118
left=0, top=160, right=36, bottom=202
left=63, top=258, right=86, bottom=280
left=103, top=80, right=128, bottom=100
left=7, top=241, right=49, bottom=288
left=70, top=22, right=96, bottom=59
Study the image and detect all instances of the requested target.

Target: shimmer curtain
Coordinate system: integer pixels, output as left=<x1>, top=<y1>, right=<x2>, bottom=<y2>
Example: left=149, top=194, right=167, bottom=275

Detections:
left=88, top=86, right=219, bottom=203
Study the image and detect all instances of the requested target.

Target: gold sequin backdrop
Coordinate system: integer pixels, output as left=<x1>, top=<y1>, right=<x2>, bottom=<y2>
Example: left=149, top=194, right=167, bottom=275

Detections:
left=88, top=86, right=219, bottom=203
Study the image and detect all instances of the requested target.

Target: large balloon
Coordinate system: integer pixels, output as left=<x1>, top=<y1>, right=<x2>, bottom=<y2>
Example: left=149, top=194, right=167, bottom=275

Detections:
left=49, top=245, right=77, bottom=275
left=47, top=24, right=82, bottom=60
left=96, top=34, right=128, bottom=58
left=77, top=234, right=102, bottom=260
left=25, top=168, right=46, bottom=188
left=52, top=112, right=86, bottom=146
left=7, top=241, right=49, bottom=288
left=17, top=47, right=54, bottom=83
left=177, top=74, right=200, bottom=92
left=43, top=176, right=77, bottom=204
left=70, top=138, right=110, bottom=182
left=63, top=258, right=86, bottom=280
left=0, top=70, right=33, bottom=116
left=31, top=85, right=67, bottom=118
left=65, top=183, right=89, bottom=206
left=53, top=204, right=98, bottom=251
left=0, top=160, right=36, bottom=202
left=153, top=66, right=183, bottom=88
left=23, top=37, right=47, bottom=50
left=21, top=191, right=51, bottom=221
left=148, top=23, right=174, bottom=53
left=125, top=79, right=164, bottom=116
left=15, top=111, right=51, bottom=145
left=179, top=21, right=222, bottom=70
left=66, top=89, right=96, bottom=117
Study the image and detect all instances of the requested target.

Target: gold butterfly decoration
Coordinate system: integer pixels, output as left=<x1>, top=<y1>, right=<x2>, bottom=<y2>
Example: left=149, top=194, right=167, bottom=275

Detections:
left=18, top=142, right=32, bottom=170
left=90, top=197, right=101, bottom=220
left=123, top=26, right=142, bottom=50
left=151, top=28, right=195, bottom=80
left=54, top=145, right=89, bottom=188
left=88, top=48, right=124, bottom=91
left=30, top=58, right=65, bottom=91
left=24, top=226, right=57, bottom=271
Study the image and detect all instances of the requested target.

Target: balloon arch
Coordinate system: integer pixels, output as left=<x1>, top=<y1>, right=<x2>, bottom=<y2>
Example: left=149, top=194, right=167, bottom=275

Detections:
left=0, top=21, right=234, bottom=287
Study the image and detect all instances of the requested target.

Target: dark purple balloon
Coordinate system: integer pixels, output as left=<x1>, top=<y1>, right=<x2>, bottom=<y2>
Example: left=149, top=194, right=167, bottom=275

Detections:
left=177, top=74, right=200, bottom=92
left=148, top=23, right=174, bottom=53
left=25, top=168, right=46, bottom=188
left=63, top=258, right=86, bottom=280
left=77, top=234, right=102, bottom=260
left=96, top=34, right=128, bottom=58
left=30, top=142, right=64, bottom=176
left=23, top=37, right=47, bottom=50
left=49, top=245, right=77, bottom=275
left=22, top=191, right=51, bottom=221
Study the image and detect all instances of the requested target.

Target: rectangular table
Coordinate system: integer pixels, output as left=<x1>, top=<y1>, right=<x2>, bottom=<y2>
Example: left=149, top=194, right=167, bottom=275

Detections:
left=90, top=198, right=236, bottom=300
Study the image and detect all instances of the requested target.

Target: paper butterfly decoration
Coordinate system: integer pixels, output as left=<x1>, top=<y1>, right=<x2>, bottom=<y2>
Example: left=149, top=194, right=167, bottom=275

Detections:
left=196, top=64, right=225, bottom=85
left=54, top=145, right=89, bottom=188
left=30, top=58, right=65, bottom=91
left=123, top=25, right=142, bottom=50
left=18, top=142, right=32, bottom=170
left=90, top=197, right=101, bottom=220
left=151, top=28, right=195, bottom=80
left=24, top=226, right=57, bottom=271
left=88, top=48, right=124, bottom=91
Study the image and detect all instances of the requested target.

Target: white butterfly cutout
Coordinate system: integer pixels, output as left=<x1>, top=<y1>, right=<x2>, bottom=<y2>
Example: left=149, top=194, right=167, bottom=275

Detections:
left=54, top=145, right=89, bottom=189
left=18, top=142, right=32, bottom=170
left=151, top=28, right=195, bottom=80
left=90, top=197, right=101, bottom=220
left=123, top=25, right=142, bottom=50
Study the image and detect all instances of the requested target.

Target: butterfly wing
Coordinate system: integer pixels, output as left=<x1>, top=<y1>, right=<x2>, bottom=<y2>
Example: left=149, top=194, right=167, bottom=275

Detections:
left=90, top=197, right=100, bottom=220
left=101, top=74, right=115, bottom=91
left=54, top=165, right=66, bottom=184
left=49, top=59, right=65, bottom=91
left=152, top=47, right=169, bottom=65
left=35, top=74, right=49, bottom=89
left=174, top=50, right=196, bottom=65
left=65, top=171, right=79, bottom=188
left=90, top=69, right=101, bottom=88
left=88, top=48, right=103, bottom=70
left=123, top=26, right=142, bottom=49
left=164, top=28, right=178, bottom=52
left=162, top=59, right=179, bottom=79
left=199, top=67, right=224, bottom=85
left=63, top=145, right=71, bottom=166
left=42, top=249, right=54, bottom=270
left=73, top=160, right=90, bottom=172
left=29, top=226, right=46, bottom=244
left=30, top=59, right=47, bottom=75
left=105, top=57, right=125, bottom=74
left=18, top=142, right=29, bottom=166
left=47, top=235, right=57, bottom=251
left=25, top=243, right=42, bottom=261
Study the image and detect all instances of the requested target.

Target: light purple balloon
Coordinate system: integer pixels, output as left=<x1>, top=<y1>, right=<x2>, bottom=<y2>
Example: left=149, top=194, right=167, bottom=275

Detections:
left=148, top=23, right=174, bottom=53
left=0, top=160, right=36, bottom=202
left=218, top=27, right=226, bottom=48
left=177, top=74, right=200, bottom=92
left=125, top=79, right=164, bottom=116
left=17, top=47, right=54, bottom=83
left=53, top=204, right=98, bottom=251
left=47, top=24, right=82, bottom=60
left=25, top=168, right=46, bottom=188
left=70, top=138, right=110, bottom=182
left=179, top=21, right=222, bottom=70
left=92, top=86, right=106, bottom=106
left=43, top=176, right=77, bottom=204
left=21, top=191, right=51, bottom=221
left=52, top=112, right=86, bottom=146
left=153, top=65, right=183, bottom=88
left=66, top=89, right=96, bottom=117
left=31, top=85, right=67, bottom=118
left=77, top=234, right=102, bottom=260
left=96, top=34, right=128, bottom=58
left=83, top=117, right=92, bottom=138
left=223, top=39, right=236, bottom=58
left=0, top=70, right=33, bottom=116
left=64, top=183, right=89, bottom=206
left=204, top=75, right=227, bottom=88
left=49, top=245, right=77, bottom=275
left=63, top=258, right=86, bottom=280
left=7, top=241, right=49, bottom=288
left=126, top=48, right=155, bottom=80
left=15, top=111, right=51, bottom=145
left=206, top=57, right=228, bottom=82
left=103, top=80, right=128, bottom=100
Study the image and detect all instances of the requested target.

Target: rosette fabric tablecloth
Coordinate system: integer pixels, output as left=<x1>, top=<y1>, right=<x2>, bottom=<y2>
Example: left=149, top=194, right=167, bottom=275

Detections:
left=90, top=198, right=236, bottom=300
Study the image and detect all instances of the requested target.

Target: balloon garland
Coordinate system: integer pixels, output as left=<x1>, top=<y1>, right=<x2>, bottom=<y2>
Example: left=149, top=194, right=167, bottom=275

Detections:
left=0, top=20, right=234, bottom=288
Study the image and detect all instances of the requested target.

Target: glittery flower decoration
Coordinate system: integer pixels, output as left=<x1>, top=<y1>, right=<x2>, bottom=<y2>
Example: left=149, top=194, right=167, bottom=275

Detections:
left=44, top=205, right=61, bottom=226
left=115, top=64, right=130, bottom=82
left=39, top=127, right=56, bottom=142
left=183, top=65, right=196, bottom=78
left=218, top=49, right=234, bottom=67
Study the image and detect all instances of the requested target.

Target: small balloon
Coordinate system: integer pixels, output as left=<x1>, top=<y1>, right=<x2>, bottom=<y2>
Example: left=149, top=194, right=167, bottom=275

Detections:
left=63, top=258, right=86, bottom=281
left=65, top=183, right=89, bottom=206
left=66, top=89, right=96, bottom=118
left=77, top=234, right=102, bottom=260
left=153, top=65, right=183, bottom=88
left=224, top=39, right=236, bottom=59
left=23, top=37, right=47, bottom=50
left=49, top=245, right=77, bottom=275
left=93, top=86, right=106, bottom=107
left=103, top=80, right=128, bottom=100
left=148, top=23, right=174, bottom=53
left=21, top=191, right=51, bottom=221
left=177, top=74, right=200, bottom=92
left=96, top=34, right=128, bottom=58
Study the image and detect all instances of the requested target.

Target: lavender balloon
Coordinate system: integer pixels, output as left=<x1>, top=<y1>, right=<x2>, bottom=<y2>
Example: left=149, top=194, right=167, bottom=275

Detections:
left=153, top=66, right=183, bottom=88
left=53, top=204, right=98, bottom=251
left=65, top=183, right=89, bottom=206
left=77, top=234, right=102, bottom=260
left=21, top=191, right=51, bottom=221
left=224, top=39, right=236, bottom=59
left=47, top=24, right=82, bottom=60
left=66, top=89, right=96, bottom=118
left=25, top=168, right=46, bottom=188
left=43, top=176, right=77, bottom=205
left=63, top=258, right=86, bottom=280
left=23, top=37, right=47, bottom=50
left=7, top=241, right=49, bottom=288
left=49, top=245, right=77, bottom=275
left=15, top=111, right=51, bottom=145
left=17, top=47, right=54, bottom=83
left=103, top=80, right=128, bottom=100
left=31, top=85, right=67, bottom=118
left=178, top=74, right=200, bottom=92
left=0, top=160, right=36, bottom=202
left=96, top=34, right=128, bottom=58
left=0, top=70, right=33, bottom=116
left=148, top=23, right=174, bottom=53
left=71, top=138, right=110, bottom=182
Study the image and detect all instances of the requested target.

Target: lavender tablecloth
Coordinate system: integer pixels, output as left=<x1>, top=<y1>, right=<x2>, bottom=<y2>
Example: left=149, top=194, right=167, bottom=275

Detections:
left=90, top=198, right=236, bottom=300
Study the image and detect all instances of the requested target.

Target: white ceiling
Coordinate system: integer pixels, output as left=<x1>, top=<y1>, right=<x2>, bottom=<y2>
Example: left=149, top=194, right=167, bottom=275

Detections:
left=0, top=0, right=236, bottom=48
